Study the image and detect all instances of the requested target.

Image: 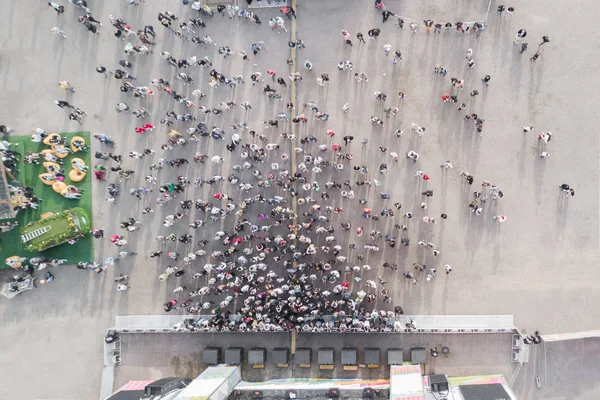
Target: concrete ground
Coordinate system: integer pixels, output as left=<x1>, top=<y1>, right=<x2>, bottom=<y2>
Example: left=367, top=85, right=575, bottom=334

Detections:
left=0, top=0, right=598, bottom=399
left=513, top=337, right=600, bottom=400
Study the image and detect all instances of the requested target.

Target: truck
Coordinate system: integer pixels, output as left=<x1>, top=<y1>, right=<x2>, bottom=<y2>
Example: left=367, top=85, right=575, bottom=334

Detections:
left=19, top=207, right=90, bottom=252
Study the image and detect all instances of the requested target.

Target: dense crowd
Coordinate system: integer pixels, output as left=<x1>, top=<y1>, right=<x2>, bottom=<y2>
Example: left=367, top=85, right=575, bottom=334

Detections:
left=1, top=1, right=564, bottom=333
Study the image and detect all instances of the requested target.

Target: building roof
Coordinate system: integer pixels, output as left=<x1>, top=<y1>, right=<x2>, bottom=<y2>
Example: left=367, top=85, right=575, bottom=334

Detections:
left=248, top=348, right=266, bottom=364
left=294, top=348, right=311, bottom=365
left=364, top=348, right=380, bottom=364
left=147, top=377, right=183, bottom=387
left=272, top=347, right=289, bottom=364
left=459, top=383, right=512, bottom=400
left=388, top=348, right=404, bottom=365
left=390, top=365, right=425, bottom=400
left=106, top=390, right=146, bottom=400
left=176, top=365, right=241, bottom=400
left=341, top=348, right=357, bottom=365
left=318, top=348, right=334, bottom=364
left=410, top=348, right=427, bottom=364
left=225, top=347, right=243, bottom=365
left=203, top=347, right=221, bottom=364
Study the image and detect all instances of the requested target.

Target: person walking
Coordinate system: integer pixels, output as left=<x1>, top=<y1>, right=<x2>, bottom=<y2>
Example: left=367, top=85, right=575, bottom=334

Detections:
left=58, top=80, right=75, bottom=92
left=440, top=161, right=453, bottom=169
left=48, top=2, right=65, bottom=13
left=382, top=10, right=394, bottom=23
left=519, top=43, right=528, bottom=54
left=55, top=100, right=73, bottom=109
left=69, top=112, right=83, bottom=124
left=51, top=27, right=67, bottom=38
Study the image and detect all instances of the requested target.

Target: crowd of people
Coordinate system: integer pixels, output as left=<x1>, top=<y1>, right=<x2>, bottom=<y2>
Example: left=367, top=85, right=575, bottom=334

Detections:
left=91, top=3, right=426, bottom=331
left=0, top=0, right=567, bottom=333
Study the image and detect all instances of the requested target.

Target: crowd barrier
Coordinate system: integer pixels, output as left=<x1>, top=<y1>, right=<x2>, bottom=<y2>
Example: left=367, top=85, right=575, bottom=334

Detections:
left=381, top=0, right=495, bottom=25
left=111, top=314, right=517, bottom=334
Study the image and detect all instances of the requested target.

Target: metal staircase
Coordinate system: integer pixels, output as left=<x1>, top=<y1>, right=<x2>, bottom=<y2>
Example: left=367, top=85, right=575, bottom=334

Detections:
left=20, top=226, right=51, bottom=243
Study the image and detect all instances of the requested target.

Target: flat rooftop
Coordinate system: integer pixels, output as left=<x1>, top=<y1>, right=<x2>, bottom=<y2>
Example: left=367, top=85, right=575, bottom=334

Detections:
left=114, top=335, right=600, bottom=400
left=115, top=332, right=515, bottom=389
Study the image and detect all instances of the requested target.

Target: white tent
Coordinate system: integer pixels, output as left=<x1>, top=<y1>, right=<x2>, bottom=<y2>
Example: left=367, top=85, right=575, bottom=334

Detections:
left=390, top=365, right=425, bottom=400
left=175, top=365, right=241, bottom=400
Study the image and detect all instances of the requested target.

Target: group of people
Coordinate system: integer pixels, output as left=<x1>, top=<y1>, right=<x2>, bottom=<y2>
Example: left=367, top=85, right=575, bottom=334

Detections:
left=0, top=140, right=45, bottom=215
left=0, top=0, right=564, bottom=334
left=77, top=3, right=438, bottom=330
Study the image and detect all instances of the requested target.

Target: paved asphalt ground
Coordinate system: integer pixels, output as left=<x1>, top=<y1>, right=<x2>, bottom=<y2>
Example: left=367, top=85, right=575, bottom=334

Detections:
left=0, top=0, right=599, bottom=399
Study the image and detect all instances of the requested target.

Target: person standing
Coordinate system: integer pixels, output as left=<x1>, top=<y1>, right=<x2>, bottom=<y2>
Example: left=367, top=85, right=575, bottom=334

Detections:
left=559, top=184, right=574, bottom=196
left=367, top=28, right=380, bottom=39
left=460, top=171, right=474, bottom=185
left=342, top=30, right=352, bottom=46
left=280, top=6, right=296, bottom=19
left=475, top=22, right=485, bottom=37
left=514, top=29, right=527, bottom=44
left=96, top=66, right=110, bottom=77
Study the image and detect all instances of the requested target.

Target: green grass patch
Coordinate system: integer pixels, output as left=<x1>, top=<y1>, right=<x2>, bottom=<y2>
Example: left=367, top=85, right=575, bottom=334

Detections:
left=0, top=132, right=94, bottom=268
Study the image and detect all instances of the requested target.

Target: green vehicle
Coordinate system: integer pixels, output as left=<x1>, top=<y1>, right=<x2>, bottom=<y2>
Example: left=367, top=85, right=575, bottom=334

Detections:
left=19, top=207, right=91, bottom=252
